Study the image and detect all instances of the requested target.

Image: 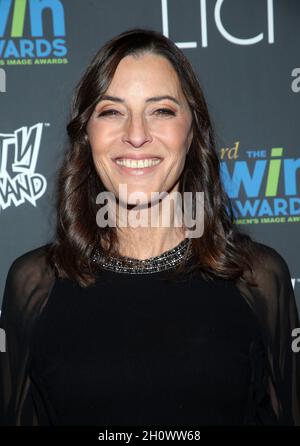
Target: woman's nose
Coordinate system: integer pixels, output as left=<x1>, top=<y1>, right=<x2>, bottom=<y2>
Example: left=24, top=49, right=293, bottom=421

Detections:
left=122, top=114, right=153, bottom=147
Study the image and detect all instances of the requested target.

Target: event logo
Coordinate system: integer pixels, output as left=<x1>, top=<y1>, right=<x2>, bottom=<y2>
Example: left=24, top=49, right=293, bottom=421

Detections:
left=220, top=142, right=300, bottom=224
left=0, top=0, right=68, bottom=65
left=0, top=123, right=47, bottom=211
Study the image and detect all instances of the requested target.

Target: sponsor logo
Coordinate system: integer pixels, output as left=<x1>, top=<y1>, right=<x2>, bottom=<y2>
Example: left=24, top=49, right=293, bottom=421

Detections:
left=162, top=0, right=274, bottom=49
left=0, top=123, right=47, bottom=211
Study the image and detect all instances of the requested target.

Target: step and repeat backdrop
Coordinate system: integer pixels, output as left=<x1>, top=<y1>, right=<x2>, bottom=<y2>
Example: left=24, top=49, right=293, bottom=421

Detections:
left=0, top=0, right=299, bottom=313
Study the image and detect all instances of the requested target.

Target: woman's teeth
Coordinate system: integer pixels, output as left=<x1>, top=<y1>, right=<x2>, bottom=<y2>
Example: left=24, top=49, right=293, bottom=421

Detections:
left=115, top=158, right=161, bottom=168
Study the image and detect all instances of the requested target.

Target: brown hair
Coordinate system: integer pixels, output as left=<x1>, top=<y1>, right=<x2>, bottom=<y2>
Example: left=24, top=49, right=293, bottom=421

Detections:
left=46, top=27, right=257, bottom=287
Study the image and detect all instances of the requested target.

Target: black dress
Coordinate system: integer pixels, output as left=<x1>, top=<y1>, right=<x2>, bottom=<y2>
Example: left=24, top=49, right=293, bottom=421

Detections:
left=0, top=241, right=299, bottom=425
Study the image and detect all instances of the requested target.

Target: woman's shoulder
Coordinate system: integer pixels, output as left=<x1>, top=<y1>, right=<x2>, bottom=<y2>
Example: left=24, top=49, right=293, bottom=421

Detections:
left=6, top=243, right=54, bottom=281
left=247, top=240, right=293, bottom=285
left=238, top=239, right=295, bottom=316
left=3, top=244, right=56, bottom=310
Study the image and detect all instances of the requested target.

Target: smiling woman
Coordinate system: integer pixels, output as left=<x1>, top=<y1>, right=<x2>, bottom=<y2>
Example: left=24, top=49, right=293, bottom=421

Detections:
left=86, top=52, right=193, bottom=218
left=0, top=28, right=299, bottom=426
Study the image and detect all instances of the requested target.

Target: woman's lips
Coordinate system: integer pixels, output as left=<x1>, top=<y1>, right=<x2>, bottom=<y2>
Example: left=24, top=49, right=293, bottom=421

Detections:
left=112, top=158, right=163, bottom=176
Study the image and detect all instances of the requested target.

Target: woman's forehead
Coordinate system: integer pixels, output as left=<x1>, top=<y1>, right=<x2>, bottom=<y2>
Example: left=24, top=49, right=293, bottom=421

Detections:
left=110, top=54, right=180, bottom=86
left=103, top=55, right=185, bottom=103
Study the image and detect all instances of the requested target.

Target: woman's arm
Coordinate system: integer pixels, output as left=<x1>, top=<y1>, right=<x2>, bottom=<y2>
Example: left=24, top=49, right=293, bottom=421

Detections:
left=0, top=245, right=55, bottom=425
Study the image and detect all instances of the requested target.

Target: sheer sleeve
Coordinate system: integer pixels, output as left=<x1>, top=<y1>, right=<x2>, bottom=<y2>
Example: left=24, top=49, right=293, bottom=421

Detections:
left=235, top=241, right=300, bottom=425
left=0, top=245, right=56, bottom=426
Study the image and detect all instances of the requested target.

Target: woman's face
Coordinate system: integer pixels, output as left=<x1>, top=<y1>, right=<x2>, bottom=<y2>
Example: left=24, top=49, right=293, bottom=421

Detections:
left=86, top=52, right=193, bottom=205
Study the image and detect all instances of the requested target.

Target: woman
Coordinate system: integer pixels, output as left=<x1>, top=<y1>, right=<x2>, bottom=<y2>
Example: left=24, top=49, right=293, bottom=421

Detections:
left=0, top=28, right=299, bottom=426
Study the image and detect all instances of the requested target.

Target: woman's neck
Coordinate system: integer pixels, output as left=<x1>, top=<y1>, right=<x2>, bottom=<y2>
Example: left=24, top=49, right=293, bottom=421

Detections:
left=114, top=227, right=187, bottom=260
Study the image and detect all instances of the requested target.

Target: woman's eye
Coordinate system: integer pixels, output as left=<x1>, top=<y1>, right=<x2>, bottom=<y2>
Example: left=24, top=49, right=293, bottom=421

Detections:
left=154, top=108, right=176, bottom=116
left=97, top=108, right=176, bottom=118
left=98, top=109, right=120, bottom=117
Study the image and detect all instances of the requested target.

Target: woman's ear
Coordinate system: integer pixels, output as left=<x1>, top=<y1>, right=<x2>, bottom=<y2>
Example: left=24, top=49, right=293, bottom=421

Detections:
left=83, top=132, right=90, bottom=145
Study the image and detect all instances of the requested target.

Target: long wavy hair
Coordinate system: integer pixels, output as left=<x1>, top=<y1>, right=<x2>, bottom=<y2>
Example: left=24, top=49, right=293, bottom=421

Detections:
left=46, top=28, right=258, bottom=287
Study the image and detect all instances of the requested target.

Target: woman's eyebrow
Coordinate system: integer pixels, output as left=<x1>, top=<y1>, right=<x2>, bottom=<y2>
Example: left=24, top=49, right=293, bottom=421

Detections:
left=99, top=94, right=180, bottom=106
